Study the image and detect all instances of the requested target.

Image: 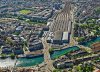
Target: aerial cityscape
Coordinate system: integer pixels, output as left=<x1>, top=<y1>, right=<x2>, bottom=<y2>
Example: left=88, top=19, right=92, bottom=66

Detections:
left=0, top=0, right=100, bottom=72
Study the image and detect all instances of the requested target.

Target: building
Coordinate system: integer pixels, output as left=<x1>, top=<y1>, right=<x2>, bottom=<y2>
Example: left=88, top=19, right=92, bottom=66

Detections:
left=13, top=47, right=24, bottom=55
left=50, top=2, right=72, bottom=32
left=0, top=40, right=4, bottom=46
left=43, top=27, right=49, bottom=31
left=47, top=37, right=52, bottom=43
left=16, top=26, right=23, bottom=31
left=92, top=42, right=100, bottom=52
left=53, top=3, right=61, bottom=10
left=65, top=61, right=73, bottom=68
left=62, top=32, right=69, bottom=43
left=48, top=2, right=73, bottom=44
left=2, top=47, right=13, bottom=54
left=29, top=42, right=43, bottom=52
left=53, top=31, right=63, bottom=44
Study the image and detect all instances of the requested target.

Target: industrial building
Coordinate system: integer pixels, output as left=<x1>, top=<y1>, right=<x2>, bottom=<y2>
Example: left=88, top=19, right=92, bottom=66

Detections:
left=53, top=31, right=63, bottom=44
left=62, top=32, right=69, bottom=43
left=46, top=31, right=70, bottom=44
left=47, top=2, right=73, bottom=45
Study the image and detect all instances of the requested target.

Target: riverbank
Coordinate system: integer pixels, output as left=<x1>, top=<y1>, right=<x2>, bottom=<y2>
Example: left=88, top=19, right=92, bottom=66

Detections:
left=0, top=58, right=17, bottom=67
left=50, top=46, right=80, bottom=60
left=79, top=37, right=100, bottom=47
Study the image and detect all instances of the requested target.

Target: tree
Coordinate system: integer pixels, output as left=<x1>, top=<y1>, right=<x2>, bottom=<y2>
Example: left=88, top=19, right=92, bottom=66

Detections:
left=95, top=7, right=100, bottom=15
left=94, top=25, right=99, bottom=30
left=74, top=24, right=79, bottom=30
left=76, top=65, right=82, bottom=72
left=88, top=23, right=95, bottom=29
left=1, top=54, right=6, bottom=59
left=77, top=37, right=85, bottom=42
left=10, top=53, right=15, bottom=59
left=80, top=24, right=88, bottom=29
left=53, top=69, right=62, bottom=72
left=6, top=37, right=14, bottom=46
left=76, top=63, right=94, bottom=72
left=49, top=48, right=54, bottom=53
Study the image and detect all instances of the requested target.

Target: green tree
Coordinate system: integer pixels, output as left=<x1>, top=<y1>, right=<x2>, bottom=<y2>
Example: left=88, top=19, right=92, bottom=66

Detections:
left=10, top=53, right=15, bottom=59
left=95, top=7, right=100, bottom=15
left=76, top=63, right=94, bottom=72
left=49, top=48, right=54, bottom=53
left=80, top=24, right=88, bottom=29
left=53, top=69, right=62, bottom=72
left=77, top=37, right=85, bottom=42
left=1, top=54, right=6, bottom=59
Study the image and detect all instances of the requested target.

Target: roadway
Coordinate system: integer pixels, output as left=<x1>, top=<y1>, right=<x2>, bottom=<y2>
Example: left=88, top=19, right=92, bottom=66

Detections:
left=42, top=37, right=54, bottom=72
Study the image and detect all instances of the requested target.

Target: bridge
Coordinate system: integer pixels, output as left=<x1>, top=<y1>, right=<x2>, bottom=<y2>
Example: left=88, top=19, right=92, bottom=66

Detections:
left=42, top=37, right=54, bottom=72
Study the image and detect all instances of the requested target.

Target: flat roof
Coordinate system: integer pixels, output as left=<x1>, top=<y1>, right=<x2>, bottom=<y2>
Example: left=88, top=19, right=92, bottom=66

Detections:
left=62, top=32, right=69, bottom=40
left=54, top=31, right=63, bottom=40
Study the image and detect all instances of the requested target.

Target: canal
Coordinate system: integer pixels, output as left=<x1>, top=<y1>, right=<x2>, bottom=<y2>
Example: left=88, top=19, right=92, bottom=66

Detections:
left=80, top=37, right=100, bottom=47
left=16, top=46, right=79, bottom=67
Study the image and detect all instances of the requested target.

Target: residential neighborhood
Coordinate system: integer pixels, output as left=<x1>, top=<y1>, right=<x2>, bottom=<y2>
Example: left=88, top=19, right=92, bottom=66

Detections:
left=0, top=0, right=100, bottom=72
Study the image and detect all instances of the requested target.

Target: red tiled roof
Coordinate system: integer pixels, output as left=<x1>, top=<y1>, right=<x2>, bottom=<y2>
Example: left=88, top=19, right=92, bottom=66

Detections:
left=92, top=42, right=100, bottom=47
left=92, top=42, right=100, bottom=52
left=96, top=70, right=100, bottom=72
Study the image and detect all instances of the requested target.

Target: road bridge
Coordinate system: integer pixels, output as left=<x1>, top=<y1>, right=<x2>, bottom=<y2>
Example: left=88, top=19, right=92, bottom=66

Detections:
left=42, top=37, right=54, bottom=72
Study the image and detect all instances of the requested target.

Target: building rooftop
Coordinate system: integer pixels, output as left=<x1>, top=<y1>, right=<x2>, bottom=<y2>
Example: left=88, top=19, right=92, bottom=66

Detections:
left=54, top=30, right=63, bottom=40
left=62, top=32, right=69, bottom=40
left=92, top=42, right=100, bottom=52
